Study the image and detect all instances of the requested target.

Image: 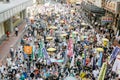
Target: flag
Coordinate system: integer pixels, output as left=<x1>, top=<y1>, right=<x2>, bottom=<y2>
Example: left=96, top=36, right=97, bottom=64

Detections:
left=97, top=52, right=103, bottom=67
left=83, top=50, right=86, bottom=66
left=98, top=62, right=107, bottom=80
left=42, top=47, right=49, bottom=58
left=42, top=47, right=51, bottom=65
left=63, top=50, right=68, bottom=64
left=109, top=47, right=120, bottom=64
left=112, top=56, right=120, bottom=74
left=72, top=32, right=75, bottom=39
left=38, top=41, right=44, bottom=58
left=31, top=45, right=35, bottom=60
left=67, top=38, right=73, bottom=57
left=70, top=54, right=75, bottom=68
left=22, top=52, right=28, bottom=59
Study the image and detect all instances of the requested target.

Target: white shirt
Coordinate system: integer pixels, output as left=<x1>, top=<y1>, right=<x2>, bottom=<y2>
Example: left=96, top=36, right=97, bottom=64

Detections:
left=93, top=69, right=99, bottom=78
left=15, top=28, right=18, bottom=31
left=6, top=58, right=12, bottom=66
left=16, top=73, right=20, bottom=80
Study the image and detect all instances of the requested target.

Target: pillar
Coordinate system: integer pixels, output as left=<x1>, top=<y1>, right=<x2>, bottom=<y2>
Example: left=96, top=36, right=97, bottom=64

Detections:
left=9, top=18, right=14, bottom=32
left=20, top=11, right=23, bottom=20
left=23, top=9, right=26, bottom=19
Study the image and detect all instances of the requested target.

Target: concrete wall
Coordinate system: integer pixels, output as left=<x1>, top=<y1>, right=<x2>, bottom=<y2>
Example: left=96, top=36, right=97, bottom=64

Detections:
left=0, top=23, right=5, bottom=38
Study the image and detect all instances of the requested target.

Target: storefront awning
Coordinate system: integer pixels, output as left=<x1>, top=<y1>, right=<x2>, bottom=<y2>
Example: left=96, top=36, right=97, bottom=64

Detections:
left=81, top=1, right=105, bottom=15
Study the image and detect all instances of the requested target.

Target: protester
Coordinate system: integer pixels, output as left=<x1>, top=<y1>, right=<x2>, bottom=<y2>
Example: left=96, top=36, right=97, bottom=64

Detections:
left=15, top=27, right=19, bottom=36
left=0, top=1, right=119, bottom=80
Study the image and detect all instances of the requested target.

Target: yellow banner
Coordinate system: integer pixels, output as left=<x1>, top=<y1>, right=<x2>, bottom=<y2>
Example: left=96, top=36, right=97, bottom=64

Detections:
left=98, top=62, right=107, bottom=80
left=24, top=46, right=32, bottom=55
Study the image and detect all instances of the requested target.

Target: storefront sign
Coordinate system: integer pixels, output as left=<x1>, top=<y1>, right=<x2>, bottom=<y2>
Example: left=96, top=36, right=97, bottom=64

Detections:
left=101, top=16, right=113, bottom=22
left=104, top=1, right=120, bottom=13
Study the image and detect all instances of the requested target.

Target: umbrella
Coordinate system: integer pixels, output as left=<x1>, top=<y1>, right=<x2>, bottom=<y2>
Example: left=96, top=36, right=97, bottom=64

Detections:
left=81, top=22, right=88, bottom=26
left=96, top=48, right=104, bottom=52
left=71, top=10, right=75, bottom=13
left=60, top=33, right=67, bottom=37
left=60, top=20, right=65, bottom=23
left=69, top=26, right=74, bottom=29
left=48, top=26, right=57, bottom=30
left=56, top=14, right=60, bottom=17
left=64, top=76, right=77, bottom=80
left=73, top=31, right=78, bottom=34
left=46, top=37, right=53, bottom=40
left=84, top=36, right=87, bottom=38
left=102, top=38, right=109, bottom=42
left=29, top=16, right=34, bottom=20
left=47, top=48, right=56, bottom=52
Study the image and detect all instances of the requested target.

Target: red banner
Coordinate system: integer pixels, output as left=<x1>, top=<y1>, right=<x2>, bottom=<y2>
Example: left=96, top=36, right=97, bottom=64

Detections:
left=67, top=38, right=73, bottom=57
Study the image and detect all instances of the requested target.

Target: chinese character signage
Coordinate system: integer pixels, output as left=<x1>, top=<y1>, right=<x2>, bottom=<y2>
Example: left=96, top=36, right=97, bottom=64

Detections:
left=104, top=1, right=120, bottom=13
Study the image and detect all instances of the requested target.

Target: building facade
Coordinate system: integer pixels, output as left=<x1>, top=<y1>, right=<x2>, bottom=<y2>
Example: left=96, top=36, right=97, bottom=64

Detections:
left=0, top=0, right=33, bottom=44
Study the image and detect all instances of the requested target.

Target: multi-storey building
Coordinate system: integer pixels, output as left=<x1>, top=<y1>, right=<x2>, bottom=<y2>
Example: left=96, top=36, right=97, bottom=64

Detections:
left=0, top=0, right=33, bottom=44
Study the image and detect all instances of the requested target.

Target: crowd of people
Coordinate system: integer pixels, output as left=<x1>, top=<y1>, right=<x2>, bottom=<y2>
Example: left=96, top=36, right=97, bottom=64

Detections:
left=0, top=1, right=119, bottom=80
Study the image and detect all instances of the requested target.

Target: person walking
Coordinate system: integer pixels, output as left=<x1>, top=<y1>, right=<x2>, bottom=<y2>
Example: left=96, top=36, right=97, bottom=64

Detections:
left=9, top=46, right=14, bottom=60
left=15, top=27, right=19, bottom=36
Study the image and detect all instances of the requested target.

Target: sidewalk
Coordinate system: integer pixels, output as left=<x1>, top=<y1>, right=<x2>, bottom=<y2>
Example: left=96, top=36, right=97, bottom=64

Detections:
left=0, top=21, right=26, bottom=65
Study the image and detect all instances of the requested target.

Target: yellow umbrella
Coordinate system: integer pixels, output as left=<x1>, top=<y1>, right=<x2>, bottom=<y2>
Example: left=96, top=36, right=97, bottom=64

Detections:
left=48, top=26, right=57, bottom=30
left=71, top=9, right=75, bottom=13
left=46, top=37, right=53, bottom=40
left=60, top=20, right=64, bottom=23
left=81, top=22, right=88, bottom=26
left=102, top=38, right=109, bottom=42
left=56, top=14, right=60, bottom=17
left=73, top=31, right=78, bottom=34
left=96, top=48, right=104, bottom=52
left=47, top=48, right=56, bottom=52
left=70, top=35, right=72, bottom=38
left=69, top=26, right=74, bottom=29
left=60, top=33, right=67, bottom=37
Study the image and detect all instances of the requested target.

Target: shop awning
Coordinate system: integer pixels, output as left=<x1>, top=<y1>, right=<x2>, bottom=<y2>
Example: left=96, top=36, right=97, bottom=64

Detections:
left=81, top=1, right=105, bottom=15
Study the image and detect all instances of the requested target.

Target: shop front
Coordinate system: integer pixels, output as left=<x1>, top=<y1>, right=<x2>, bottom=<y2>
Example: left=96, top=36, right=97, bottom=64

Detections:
left=104, top=1, right=120, bottom=33
left=81, top=0, right=105, bottom=24
left=103, top=1, right=120, bottom=45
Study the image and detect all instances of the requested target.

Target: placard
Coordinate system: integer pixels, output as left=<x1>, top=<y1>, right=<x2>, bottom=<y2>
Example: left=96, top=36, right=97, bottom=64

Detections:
left=24, top=46, right=32, bottom=55
left=105, top=1, right=117, bottom=13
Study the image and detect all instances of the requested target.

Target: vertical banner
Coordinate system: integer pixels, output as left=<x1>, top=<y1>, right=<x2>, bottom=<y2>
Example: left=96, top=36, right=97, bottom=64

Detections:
left=38, top=41, right=44, bottom=58
left=97, top=52, right=103, bottom=67
left=98, top=62, right=107, bottom=80
left=31, top=45, right=35, bottom=60
left=42, top=47, right=51, bottom=65
left=109, top=47, right=120, bottom=64
left=67, top=38, right=73, bottom=57
left=70, top=54, right=75, bottom=68
left=112, top=55, right=120, bottom=76
left=42, top=47, right=49, bottom=59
